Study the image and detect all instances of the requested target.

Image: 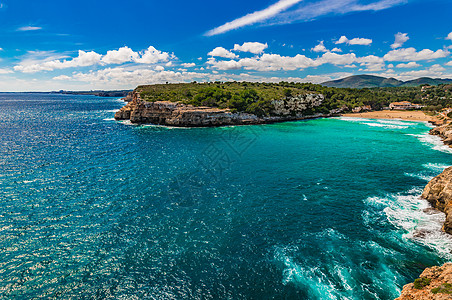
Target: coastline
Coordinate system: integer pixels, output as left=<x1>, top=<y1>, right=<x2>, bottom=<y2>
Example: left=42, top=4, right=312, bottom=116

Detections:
left=341, top=110, right=434, bottom=122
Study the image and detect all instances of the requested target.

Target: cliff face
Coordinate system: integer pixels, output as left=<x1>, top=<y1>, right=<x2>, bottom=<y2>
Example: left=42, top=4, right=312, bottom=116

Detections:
left=431, top=123, right=452, bottom=146
left=115, top=91, right=327, bottom=127
left=396, top=263, right=452, bottom=300
left=422, top=167, right=452, bottom=234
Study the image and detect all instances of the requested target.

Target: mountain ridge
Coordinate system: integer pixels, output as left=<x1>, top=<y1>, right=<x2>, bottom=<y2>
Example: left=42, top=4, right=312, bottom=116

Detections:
left=322, top=75, right=452, bottom=88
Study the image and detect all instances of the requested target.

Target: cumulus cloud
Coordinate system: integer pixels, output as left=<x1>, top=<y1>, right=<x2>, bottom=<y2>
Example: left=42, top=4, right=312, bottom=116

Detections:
left=14, top=46, right=173, bottom=73
left=181, top=63, right=196, bottom=68
left=14, top=50, right=102, bottom=73
left=384, top=47, right=449, bottom=61
left=393, top=64, right=448, bottom=81
left=17, top=26, right=42, bottom=31
left=207, top=51, right=385, bottom=72
left=312, top=41, right=328, bottom=52
left=233, top=42, right=268, bottom=54
left=135, top=46, right=173, bottom=64
left=335, top=36, right=372, bottom=45
left=447, top=32, right=452, bottom=41
left=391, top=32, right=409, bottom=49
left=205, top=0, right=303, bottom=36
left=446, top=61, right=452, bottom=66
left=207, top=47, right=238, bottom=59
left=101, top=46, right=139, bottom=64
left=396, top=61, right=420, bottom=68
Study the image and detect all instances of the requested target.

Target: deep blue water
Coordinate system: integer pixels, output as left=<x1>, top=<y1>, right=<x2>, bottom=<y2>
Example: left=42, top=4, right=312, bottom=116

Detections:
left=1, top=93, right=452, bottom=299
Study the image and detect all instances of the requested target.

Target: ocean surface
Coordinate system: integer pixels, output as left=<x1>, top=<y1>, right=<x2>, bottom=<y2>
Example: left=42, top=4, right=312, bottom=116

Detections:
left=1, top=93, right=452, bottom=299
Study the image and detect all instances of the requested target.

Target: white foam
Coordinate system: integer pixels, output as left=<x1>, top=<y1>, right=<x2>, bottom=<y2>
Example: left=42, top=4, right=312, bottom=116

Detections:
left=408, top=132, right=452, bottom=154
left=365, top=122, right=409, bottom=129
left=103, top=118, right=115, bottom=121
left=338, top=117, right=416, bottom=130
left=365, top=189, right=452, bottom=258
left=404, top=172, right=434, bottom=181
left=423, top=163, right=451, bottom=171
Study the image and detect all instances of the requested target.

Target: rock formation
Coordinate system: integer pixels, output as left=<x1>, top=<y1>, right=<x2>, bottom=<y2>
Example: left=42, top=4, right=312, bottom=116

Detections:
left=396, top=263, right=452, bottom=300
left=115, top=91, right=328, bottom=127
left=422, top=167, right=452, bottom=234
left=430, top=123, right=452, bottom=146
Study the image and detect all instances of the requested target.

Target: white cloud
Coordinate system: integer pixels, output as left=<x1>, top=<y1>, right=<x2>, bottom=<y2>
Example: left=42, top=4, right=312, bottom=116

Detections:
left=233, top=42, right=268, bottom=54
left=208, top=47, right=238, bottom=59
left=206, top=0, right=407, bottom=36
left=135, top=46, right=173, bottom=64
left=181, top=63, right=196, bottom=68
left=17, top=26, right=42, bottom=31
left=393, top=64, right=448, bottom=81
left=335, top=36, right=349, bottom=44
left=445, top=32, right=452, bottom=41
left=396, top=61, right=420, bottom=68
left=391, top=32, right=409, bottom=49
left=207, top=51, right=386, bottom=72
left=384, top=47, right=449, bottom=62
left=312, top=41, right=328, bottom=52
left=101, top=46, right=139, bottom=64
left=335, top=36, right=372, bottom=45
left=269, top=0, right=407, bottom=27
left=208, top=53, right=319, bottom=71
left=446, top=61, right=452, bottom=66
left=0, top=68, right=13, bottom=74
left=53, top=75, right=71, bottom=80
left=205, top=0, right=303, bottom=36
left=14, top=46, right=173, bottom=73
left=155, top=66, right=165, bottom=71
left=14, top=50, right=102, bottom=73
left=331, top=48, right=342, bottom=52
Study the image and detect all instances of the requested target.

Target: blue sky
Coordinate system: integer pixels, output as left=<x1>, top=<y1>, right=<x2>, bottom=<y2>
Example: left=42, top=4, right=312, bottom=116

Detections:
left=0, top=0, right=451, bottom=91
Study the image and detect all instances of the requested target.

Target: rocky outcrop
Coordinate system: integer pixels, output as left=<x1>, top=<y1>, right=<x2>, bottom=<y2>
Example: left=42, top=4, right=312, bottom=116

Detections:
left=271, top=93, right=324, bottom=116
left=422, top=167, right=452, bottom=234
left=396, top=263, right=452, bottom=300
left=115, top=91, right=328, bottom=127
left=430, top=123, right=452, bottom=146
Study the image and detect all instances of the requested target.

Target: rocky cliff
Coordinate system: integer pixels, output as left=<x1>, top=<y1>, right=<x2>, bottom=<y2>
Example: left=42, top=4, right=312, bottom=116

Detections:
left=396, top=159, right=452, bottom=299
left=396, top=263, right=452, bottom=300
left=431, top=123, right=452, bottom=146
left=115, top=91, right=327, bottom=127
left=422, top=167, right=452, bottom=234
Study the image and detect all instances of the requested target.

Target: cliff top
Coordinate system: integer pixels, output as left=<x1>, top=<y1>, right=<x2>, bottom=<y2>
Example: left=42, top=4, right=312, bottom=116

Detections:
left=136, top=81, right=311, bottom=104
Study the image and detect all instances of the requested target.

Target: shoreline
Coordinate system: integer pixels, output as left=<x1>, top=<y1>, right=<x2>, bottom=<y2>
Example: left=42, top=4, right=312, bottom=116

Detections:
left=341, top=110, right=434, bottom=122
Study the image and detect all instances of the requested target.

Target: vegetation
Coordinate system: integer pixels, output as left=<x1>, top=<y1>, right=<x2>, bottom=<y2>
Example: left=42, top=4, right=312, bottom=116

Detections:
left=431, top=283, right=452, bottom=294
left=322, top=74, right=452, bottom=88
left=136, top=81, right=452, bottom=116
left=413, top=277, right=432, bottom=289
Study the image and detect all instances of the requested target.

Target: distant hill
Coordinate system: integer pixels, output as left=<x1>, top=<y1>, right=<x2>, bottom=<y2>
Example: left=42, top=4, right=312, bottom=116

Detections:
left=322, top=75, right=452, bottom=88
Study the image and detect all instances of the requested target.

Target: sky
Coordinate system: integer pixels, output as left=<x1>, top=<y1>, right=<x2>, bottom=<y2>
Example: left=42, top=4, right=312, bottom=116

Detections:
left=0, top=0, right=451, bottom=91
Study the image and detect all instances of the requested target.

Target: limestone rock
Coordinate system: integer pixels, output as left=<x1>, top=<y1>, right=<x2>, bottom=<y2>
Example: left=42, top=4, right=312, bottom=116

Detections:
left=396, top=263, right=452, bottom=300
left=114, top=91, right=327, bottom=127
left=422, top=167, right=452, bottom=234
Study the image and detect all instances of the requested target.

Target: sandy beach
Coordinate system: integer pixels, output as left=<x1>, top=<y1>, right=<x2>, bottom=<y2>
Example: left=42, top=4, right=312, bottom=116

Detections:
left=341, top=110, right=433, bottom=122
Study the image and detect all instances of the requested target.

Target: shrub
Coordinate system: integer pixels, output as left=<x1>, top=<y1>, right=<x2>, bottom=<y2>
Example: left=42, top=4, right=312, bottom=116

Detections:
left=413, top=277, right=431, bottom=289
left=431, top=283, right=452, bottom=294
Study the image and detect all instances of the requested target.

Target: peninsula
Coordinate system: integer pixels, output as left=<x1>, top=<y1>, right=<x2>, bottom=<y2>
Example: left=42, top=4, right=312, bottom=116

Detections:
left=115, top=81, right=452, bottom=127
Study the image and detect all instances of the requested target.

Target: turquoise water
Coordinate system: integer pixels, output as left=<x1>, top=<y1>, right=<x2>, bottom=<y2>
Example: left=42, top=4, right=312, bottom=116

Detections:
left=1, top=93, right=452, bottom=299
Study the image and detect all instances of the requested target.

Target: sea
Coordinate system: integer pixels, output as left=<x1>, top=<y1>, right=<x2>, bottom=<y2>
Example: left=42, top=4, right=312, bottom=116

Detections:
left=1, top=93, right=452, bottom=299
